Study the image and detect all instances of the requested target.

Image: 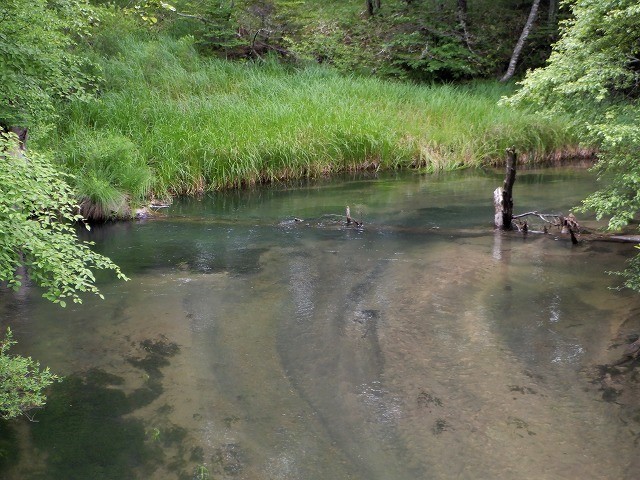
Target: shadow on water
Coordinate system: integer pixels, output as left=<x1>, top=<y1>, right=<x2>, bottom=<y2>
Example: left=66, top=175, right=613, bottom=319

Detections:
left=30, top=370, right=156, bottom=480
left=0, top=338, right=200, bottom=480
left=0, top=420, right=19, bottom=472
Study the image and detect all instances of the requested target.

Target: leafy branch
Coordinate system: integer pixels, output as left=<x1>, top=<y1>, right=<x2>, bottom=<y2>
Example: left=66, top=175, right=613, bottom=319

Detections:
left=0, top=132, right=128, bottom=306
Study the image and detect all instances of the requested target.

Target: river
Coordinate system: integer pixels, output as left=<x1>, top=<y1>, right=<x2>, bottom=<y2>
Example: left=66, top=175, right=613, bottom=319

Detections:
left=1, top=168, right=639, bottom=479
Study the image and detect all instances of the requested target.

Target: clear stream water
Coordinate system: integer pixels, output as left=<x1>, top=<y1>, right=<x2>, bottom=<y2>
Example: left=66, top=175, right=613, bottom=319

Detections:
left=1, top=168, right=640, bottom=480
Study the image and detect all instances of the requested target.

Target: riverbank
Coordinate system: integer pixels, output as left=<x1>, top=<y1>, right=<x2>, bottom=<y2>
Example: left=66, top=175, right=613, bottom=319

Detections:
left=40, top=30, right=588, bottom=221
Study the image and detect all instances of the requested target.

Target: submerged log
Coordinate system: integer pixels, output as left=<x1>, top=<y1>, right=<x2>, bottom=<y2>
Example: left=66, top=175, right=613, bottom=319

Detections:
left=494, top=148, right=517, bottom=230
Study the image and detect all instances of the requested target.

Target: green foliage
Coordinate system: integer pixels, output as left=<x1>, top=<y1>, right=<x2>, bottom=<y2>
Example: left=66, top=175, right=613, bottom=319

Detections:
left=46, top=32, right=577, bottom=206
left=617, top=246, right=640, bottom=291
left=0, top=0, right=100, bottom=134
left=135, top=0, right=302, bottom=58
left=507, top=0, right=640, bottom=288
left=274, top=0, right=561, bottom=81
left=0, top=328, right=58, bottom=420
left=506, top=0, right=640, bottom=229
left=580, top=106, right=640, bottom=231
left=373, top=4, right=485, bottom=81
left=380, top=29, right=477, bottom=81
left=193, top=464, right=210, bottom=480
left=507, top=1, right=639, bottom=113
left=281, top=1, right=486, bottom=80
left=123, top=0, right=560, bottom=80
left=290, top=19, right=376, bottom=74
left=172, top=0, right=245, bottom=54
left=0, top=132, right=128, bottom=304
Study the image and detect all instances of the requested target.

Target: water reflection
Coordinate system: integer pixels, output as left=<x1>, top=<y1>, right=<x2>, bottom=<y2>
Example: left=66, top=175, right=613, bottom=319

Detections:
left=2, top=169, right=640, bottom=479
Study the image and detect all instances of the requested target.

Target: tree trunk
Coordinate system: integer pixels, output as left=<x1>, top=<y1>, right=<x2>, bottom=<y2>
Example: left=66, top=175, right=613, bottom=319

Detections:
left=366, top=0, right=374, bottom=16
left=494, top=148, right=517, bottom=230
left=500, top=0, right=541, bottom=82
left=9, top=127, right=28, bottom=151
left=1, top=124, right=28, bottom=154
left=548, top=0, right=558, bottom=26
left=366, top=0, right=380, bottom=16
left=457, top=0, right=472, bottom=51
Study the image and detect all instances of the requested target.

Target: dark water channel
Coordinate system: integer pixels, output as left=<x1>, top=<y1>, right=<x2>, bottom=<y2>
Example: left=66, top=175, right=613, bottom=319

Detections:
left=2, top=169, right=640, bottom=479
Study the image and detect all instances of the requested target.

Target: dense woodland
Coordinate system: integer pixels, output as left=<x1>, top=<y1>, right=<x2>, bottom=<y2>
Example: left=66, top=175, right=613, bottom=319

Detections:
left=131, top=0, right=562, bottom=81
left=0, top=0, right=639, bottom=420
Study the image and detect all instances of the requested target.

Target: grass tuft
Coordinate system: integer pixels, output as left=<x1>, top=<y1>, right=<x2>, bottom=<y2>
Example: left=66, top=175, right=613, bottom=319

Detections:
left=43, top=32, right=585, bottom=219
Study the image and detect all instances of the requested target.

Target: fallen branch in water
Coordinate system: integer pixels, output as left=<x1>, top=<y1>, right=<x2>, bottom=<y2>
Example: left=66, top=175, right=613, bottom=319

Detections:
left=512, top=211, right=580, bottom=230
left=513, top=211, right=563, bottom=223
left=345, top=206, right=363, bottom=227
left=512, top=211, right=581, bottom=243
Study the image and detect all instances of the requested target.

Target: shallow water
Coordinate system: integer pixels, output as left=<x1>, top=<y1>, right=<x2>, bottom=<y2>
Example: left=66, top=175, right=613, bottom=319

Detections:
left=2, top=169, right=640, bottom=479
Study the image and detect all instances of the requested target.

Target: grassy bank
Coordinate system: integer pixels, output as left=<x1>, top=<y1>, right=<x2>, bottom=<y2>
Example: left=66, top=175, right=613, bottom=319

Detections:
left=43, top=32, right=584, bottom=219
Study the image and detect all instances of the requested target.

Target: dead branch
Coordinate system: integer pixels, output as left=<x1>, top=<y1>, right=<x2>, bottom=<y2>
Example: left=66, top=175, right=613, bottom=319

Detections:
left=345, top=206, right=363, bottom=227
left=512, top=211, right=558, bottom=222
left=512, top=211, right=581, bottom=232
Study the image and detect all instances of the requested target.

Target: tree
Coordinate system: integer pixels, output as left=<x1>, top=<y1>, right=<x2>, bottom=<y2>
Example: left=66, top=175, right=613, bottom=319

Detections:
left=506, top=0, right=640, bottom=288
left=548, top=0, right=558, bottom=25
left=0, top=133, right=128, bottom=306
left=0, top=0, right=128, bottom=418
left=366, top=0, right=381, bottom=17
left=500, top=0, right=542, bottom=82
left=456, top=0, right=472, bottom=51
left=0, top=0, right=99, bottom=140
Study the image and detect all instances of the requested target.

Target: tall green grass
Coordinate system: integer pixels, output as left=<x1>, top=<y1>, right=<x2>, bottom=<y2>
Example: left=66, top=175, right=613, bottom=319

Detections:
left=45, top=31, right=584, bottom=218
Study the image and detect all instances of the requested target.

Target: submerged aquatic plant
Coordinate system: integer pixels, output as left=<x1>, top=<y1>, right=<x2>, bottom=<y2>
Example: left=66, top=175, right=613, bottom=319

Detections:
left=193, top=464, right=210, bottom=480
left=148, top=427, right=161, bottom=442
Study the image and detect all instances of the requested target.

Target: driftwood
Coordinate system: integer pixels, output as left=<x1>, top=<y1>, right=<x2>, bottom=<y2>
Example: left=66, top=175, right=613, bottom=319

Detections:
left=512, top=211, right=580, bottom=244
left=513, top=211, right=579, bottom=229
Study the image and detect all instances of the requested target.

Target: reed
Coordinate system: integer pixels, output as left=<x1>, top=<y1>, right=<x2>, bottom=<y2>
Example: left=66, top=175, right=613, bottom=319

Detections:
left=45, top=32, right=582, bottom=217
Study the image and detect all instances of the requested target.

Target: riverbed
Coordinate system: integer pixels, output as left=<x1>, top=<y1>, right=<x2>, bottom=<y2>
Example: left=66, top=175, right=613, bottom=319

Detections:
left=2, top=168, right=639, bottom=479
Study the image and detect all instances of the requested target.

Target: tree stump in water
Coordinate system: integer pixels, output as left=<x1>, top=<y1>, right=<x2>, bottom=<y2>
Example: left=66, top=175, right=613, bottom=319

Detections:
left=494, top=148, right=517, bottom=230
left=345, top=206, right=362, bottom=227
